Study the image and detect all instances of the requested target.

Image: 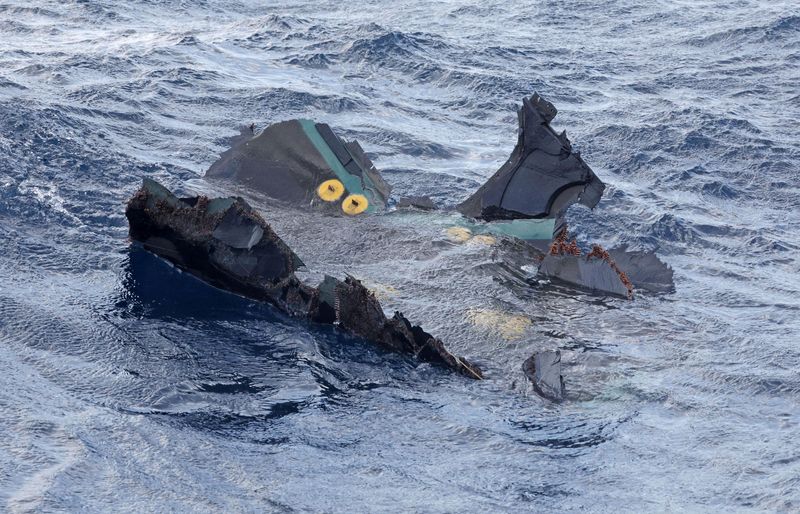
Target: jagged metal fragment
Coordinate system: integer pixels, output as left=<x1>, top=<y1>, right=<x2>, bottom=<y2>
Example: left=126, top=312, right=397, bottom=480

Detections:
left=457, top=93, right=605, bottom=221
left=522, top=350, right=565, bottom=402
left=125, top=179, right=481, bottom=379
left=539, top=254, right=632, bottom=297
left=126, top=179, right=303, bottom=292
left=318, top=275, right=482, bottom=378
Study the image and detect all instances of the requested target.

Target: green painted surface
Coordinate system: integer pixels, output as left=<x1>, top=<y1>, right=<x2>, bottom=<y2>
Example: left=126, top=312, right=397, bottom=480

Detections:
left=298, top=119, right=376, bottom=212
left=385, top=210, right=556, bottom=242
left=479, top=218, right=556, bottom=241
left=341, top=146, right=382, bottom=205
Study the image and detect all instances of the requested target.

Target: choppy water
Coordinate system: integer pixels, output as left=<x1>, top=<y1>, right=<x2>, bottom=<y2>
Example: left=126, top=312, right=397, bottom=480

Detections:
left=1, top=1, right=799, bottom=511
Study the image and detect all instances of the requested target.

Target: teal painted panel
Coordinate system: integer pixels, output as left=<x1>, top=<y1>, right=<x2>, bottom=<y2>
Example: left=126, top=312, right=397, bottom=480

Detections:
left=298, top=119, right=376, bottom=212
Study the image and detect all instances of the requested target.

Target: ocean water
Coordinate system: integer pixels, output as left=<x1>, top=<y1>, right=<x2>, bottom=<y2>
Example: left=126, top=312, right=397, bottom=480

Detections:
left=1, top=0, right=799, bottom=511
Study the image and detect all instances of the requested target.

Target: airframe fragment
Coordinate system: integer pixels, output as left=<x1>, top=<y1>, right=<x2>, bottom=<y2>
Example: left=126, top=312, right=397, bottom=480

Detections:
left=126, top=179, right=482, bottom=379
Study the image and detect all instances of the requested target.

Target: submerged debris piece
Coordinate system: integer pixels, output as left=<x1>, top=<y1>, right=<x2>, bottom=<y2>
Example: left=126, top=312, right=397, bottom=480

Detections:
left=445, top=226, right=473, bottom=243
left=467, top=234, right=497, bottom=246
left=466, top=308, right=531, bottom=340
left=125, top=179, right=481, bottom=379
left=523, top=350, right=565, bottom=402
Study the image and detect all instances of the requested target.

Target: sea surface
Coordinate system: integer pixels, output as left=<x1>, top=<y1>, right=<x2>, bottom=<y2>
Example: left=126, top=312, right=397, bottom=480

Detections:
left=1, top=0, right=799, bottom=511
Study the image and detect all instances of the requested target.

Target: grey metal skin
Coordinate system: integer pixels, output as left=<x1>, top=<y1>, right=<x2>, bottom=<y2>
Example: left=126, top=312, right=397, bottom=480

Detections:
left=538, top=254, right=632, bottom=298
left=206, top=120, right=390, bottom=210
left=608, top=246, right=675, bottom=294
left=456, top=94, right=605, bottom=221
left=206, top=121, right=325, bottom=205
left=522, top=351, right=565, bottom=402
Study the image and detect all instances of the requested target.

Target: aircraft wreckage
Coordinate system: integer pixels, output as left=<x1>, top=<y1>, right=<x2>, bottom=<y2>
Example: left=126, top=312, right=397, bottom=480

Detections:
left=126, top=93, right=673, bottom=399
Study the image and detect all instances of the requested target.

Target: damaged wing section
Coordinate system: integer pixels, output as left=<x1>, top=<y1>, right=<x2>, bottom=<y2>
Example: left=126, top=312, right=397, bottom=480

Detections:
left=206, top=120, right=390, bottom=213
left=126, top=179, right=481, bottom=379
left=458, top=93, right=605, bottom=221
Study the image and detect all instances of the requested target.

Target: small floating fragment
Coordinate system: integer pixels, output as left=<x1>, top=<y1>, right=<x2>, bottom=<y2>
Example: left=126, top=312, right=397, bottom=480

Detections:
left=523, top=350, right=565, bottom=402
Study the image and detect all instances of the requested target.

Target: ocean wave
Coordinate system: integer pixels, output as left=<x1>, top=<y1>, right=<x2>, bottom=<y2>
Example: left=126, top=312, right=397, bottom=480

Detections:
left=686, top=14, right=800, bottom=47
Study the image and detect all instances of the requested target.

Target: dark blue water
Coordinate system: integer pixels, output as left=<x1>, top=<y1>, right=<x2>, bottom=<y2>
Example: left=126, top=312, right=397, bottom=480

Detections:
left=1, top=1, right=799, bottom=511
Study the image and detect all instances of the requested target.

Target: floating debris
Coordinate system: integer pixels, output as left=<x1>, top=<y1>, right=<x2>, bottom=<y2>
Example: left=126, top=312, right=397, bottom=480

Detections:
left=126, top=179, right=482, bottom=379
left=523, top=350, right=565, bottom=402
left=202, top=94, right=674, bottom=299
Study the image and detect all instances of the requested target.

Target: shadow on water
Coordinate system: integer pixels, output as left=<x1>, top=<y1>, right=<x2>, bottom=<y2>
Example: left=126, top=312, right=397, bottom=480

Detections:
left=115, top=245, right=460, bottom=426
left=118, top=244, right=476, bottom=377
left=113, top=246, right=337, bottom=425
left=118, top=245, right=430, bottom=365
left=117, top=244, right=281, bottom=323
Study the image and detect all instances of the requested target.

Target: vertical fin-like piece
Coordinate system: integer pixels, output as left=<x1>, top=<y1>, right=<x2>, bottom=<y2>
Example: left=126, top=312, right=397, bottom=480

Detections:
left=457, top=93, right=605, bottom=221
